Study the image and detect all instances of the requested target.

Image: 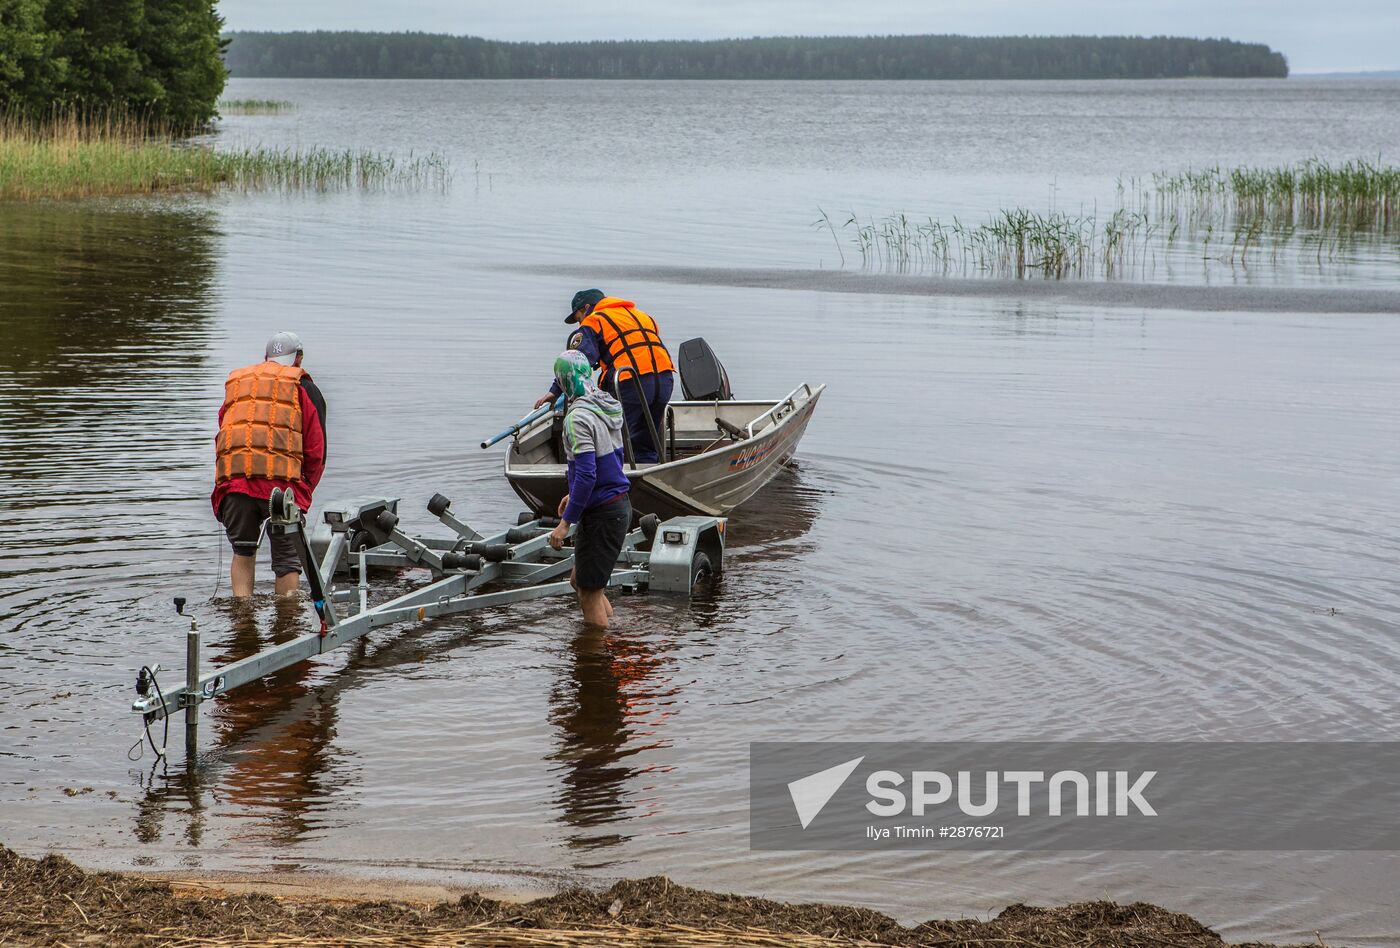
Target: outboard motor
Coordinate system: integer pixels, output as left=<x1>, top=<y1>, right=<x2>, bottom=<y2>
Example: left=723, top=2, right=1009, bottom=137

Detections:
left=676, top=337, right=733, bottom=401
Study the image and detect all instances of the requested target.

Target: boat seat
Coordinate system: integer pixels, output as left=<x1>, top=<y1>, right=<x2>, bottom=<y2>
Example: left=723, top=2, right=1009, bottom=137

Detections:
left=692, top=419, right=745, bottom=456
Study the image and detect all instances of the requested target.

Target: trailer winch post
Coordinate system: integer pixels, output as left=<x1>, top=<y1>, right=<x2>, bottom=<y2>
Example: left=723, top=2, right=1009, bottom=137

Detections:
left=184, top=624, right=200, bottom=758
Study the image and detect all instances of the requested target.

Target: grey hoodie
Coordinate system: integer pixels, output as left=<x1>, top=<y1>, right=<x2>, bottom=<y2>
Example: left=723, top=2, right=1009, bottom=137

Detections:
left=561, top=388, right=629, bottom=522
left=563, top=387, right=626, bottom=461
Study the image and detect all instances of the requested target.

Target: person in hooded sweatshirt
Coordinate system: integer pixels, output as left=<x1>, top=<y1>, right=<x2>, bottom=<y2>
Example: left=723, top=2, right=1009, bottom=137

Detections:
left=548, top=350, right=632, bottom=628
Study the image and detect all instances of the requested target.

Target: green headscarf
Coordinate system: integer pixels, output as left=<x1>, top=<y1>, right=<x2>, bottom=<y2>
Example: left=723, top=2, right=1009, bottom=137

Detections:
left=553, top=349, right=594, bottom=399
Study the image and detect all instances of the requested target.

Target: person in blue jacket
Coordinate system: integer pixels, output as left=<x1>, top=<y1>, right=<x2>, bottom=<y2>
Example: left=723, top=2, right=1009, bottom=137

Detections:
left=547, top=350, right=632, bottom=628
left=533, top=289, right=675, bottom=464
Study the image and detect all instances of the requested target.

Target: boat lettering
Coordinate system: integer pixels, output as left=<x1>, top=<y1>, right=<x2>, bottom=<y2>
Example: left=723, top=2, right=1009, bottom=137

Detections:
left=729, top=441, right=779, bottom=470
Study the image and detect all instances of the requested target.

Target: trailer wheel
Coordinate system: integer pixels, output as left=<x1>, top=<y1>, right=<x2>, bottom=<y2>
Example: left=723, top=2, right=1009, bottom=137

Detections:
left=690, top=551, right=714, bottom=589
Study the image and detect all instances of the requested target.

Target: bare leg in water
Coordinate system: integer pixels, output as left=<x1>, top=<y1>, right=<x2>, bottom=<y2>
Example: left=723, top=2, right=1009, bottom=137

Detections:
left=571, top=566, right=614, bottom=627
left=275, top=571, right=300, bottom=597
left=232, top=556, right=301, bottom=598
left=578, top=588, right=611, bottom=627
left=231, top=554, right=255, bottom=598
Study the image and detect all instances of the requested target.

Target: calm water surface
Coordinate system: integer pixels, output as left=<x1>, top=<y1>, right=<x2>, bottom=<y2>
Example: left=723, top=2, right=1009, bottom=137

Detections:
left=1, top=79, right=1398, bottom=945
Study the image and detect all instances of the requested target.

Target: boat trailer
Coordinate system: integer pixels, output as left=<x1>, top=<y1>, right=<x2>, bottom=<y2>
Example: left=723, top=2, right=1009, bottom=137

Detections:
left=131, top=488, right=726, bottom=757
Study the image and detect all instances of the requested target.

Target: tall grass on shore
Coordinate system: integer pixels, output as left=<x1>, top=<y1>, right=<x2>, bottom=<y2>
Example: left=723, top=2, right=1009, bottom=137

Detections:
left=217, top=99, right=296, bottom=115
left=836, top=158, right=1398, bottom=279
left=0, top=110, right=450, bottom=200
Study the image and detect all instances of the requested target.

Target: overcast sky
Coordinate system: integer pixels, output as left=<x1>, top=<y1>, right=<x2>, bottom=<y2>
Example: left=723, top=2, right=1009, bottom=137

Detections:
left=218, top=1, right=1395, bottom=74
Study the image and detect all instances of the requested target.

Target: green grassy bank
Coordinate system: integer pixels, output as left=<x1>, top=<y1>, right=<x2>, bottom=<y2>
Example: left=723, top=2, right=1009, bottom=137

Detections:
left=0, top=112, right=448, bottom=200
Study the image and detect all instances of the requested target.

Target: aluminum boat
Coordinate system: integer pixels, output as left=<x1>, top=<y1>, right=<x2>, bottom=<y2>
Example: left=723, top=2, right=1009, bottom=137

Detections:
left=505, top=382, right=824, bottom=520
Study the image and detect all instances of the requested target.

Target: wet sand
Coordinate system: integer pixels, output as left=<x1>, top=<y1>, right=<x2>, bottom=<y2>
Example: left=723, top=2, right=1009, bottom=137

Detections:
left=1, top=844, right=1315, bottom=947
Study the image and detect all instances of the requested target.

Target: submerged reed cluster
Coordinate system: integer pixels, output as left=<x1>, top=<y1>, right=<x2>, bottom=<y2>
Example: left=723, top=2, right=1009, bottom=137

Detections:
left=217, top=99, right=296, bottom=115
left=215, top=146, right=451, bottom=192
left=1154, top=159, right=1397, bottom=230
left=830, top=158, right=1400, bottom=279
left=0, top=110, right=451, bottom=200
left=831, top=207, right=1156, bottom=278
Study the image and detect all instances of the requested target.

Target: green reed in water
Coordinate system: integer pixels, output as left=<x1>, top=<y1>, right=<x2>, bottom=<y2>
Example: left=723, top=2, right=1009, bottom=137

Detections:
left=835, top=157, right=1397, bottom=279
left=841, top=208, right=1148, bottom=278
left=217, top=99, right=296, bottom=115
left=0, top=110, right=451, bottom=200
left=1154, top=158, right=1399, bottom=230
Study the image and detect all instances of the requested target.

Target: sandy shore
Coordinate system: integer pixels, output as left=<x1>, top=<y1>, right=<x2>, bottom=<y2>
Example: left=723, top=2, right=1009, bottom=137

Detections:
left=0, top=844, right=1321, bottom=947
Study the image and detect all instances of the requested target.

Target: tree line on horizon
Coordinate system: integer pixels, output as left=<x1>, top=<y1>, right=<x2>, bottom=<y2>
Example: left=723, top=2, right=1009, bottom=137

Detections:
left=223, top=32, right=1289, bottom=81
left=0, top=0, right=226, bottom=126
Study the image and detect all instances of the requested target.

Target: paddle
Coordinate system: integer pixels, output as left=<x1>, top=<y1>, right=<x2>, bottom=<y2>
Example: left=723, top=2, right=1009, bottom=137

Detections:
left=480, top=396, right=564, bottom=449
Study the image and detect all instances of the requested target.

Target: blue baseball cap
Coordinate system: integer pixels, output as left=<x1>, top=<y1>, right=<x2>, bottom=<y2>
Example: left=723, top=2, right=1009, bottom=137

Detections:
left=565, top=289, right=605, bottom=323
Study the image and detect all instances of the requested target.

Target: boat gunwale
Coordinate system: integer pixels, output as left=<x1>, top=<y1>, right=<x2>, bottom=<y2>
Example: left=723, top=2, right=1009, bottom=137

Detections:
left=504, top=384, right=826, bottom=481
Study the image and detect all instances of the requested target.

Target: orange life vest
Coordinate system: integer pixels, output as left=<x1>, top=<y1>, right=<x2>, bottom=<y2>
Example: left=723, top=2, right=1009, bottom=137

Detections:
left=581, top=298, right=674, bottom=384
left=215, top=361, right=307, bottom=484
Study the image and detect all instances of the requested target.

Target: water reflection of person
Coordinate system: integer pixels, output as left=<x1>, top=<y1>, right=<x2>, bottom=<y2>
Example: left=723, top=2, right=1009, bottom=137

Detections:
left=548, top=626, right=673, bottom=852
left=212, top=599, right=340, bottom=844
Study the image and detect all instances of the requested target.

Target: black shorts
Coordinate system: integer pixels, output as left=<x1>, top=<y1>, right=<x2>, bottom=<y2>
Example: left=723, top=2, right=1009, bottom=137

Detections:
left=573, top=495, right=631, bottom=591
left=218, top=492, right=302, bottom=577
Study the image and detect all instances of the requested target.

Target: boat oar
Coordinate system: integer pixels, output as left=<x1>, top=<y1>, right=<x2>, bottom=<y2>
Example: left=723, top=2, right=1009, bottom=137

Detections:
left=480, top=396, right=564, bottom=449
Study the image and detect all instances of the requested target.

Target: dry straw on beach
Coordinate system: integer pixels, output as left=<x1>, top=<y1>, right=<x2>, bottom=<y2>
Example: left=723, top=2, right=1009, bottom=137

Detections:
left=0, top=844, right=1301, bottom=947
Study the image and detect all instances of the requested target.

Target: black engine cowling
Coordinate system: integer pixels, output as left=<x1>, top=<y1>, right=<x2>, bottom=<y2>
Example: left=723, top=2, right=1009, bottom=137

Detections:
left=677, top=337, right=733, bottom=401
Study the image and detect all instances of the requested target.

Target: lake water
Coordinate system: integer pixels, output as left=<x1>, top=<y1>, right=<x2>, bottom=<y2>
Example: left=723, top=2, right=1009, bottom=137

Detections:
left=2, top=78, right=1398, bottom=945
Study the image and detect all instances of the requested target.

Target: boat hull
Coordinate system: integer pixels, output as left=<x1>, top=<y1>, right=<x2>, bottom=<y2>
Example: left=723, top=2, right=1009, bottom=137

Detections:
left=506, top=385, right=823, bottom=520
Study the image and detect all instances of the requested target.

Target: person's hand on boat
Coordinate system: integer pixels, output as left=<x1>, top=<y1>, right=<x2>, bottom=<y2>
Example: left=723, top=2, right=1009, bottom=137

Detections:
left=549, top=521, right=570, bottom=550
left=534, top=392, right=555, bottom=409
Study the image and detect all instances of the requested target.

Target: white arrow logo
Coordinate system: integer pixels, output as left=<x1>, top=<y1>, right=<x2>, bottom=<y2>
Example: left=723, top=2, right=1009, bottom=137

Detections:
left=787, top=756, right=865, bottom=829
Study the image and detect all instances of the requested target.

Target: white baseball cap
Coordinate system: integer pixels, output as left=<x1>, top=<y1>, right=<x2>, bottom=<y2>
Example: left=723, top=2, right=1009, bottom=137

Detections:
left=265, top=331, right=303, bottom=365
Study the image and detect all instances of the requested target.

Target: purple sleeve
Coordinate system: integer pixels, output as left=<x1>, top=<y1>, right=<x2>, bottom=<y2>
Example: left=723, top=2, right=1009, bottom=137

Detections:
left=563, top=451, right=596, bottom=523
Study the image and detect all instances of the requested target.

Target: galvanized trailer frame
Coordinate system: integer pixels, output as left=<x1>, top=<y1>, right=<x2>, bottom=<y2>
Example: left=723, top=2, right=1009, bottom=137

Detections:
left=131, top=489, right=725, bottom=754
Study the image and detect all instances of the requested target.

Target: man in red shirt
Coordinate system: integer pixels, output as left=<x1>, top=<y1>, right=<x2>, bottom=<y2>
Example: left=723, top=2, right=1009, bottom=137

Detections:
left=211, top=331, right=327, bottom=598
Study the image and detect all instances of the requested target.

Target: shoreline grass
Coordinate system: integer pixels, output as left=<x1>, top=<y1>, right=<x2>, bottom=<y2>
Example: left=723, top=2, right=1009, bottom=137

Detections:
left=0, top=111, right=450, bottom=200
left=218, top=98, right=295, bottom=115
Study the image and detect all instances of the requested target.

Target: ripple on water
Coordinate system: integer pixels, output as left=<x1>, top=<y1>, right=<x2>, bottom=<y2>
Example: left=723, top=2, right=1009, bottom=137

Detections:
left=4, top=83, right=1400, bottom=945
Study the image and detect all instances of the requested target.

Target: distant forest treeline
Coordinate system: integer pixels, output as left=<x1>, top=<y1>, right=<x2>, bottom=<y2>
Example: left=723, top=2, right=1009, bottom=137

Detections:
left=223, top=32, right=1289, bottom=80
